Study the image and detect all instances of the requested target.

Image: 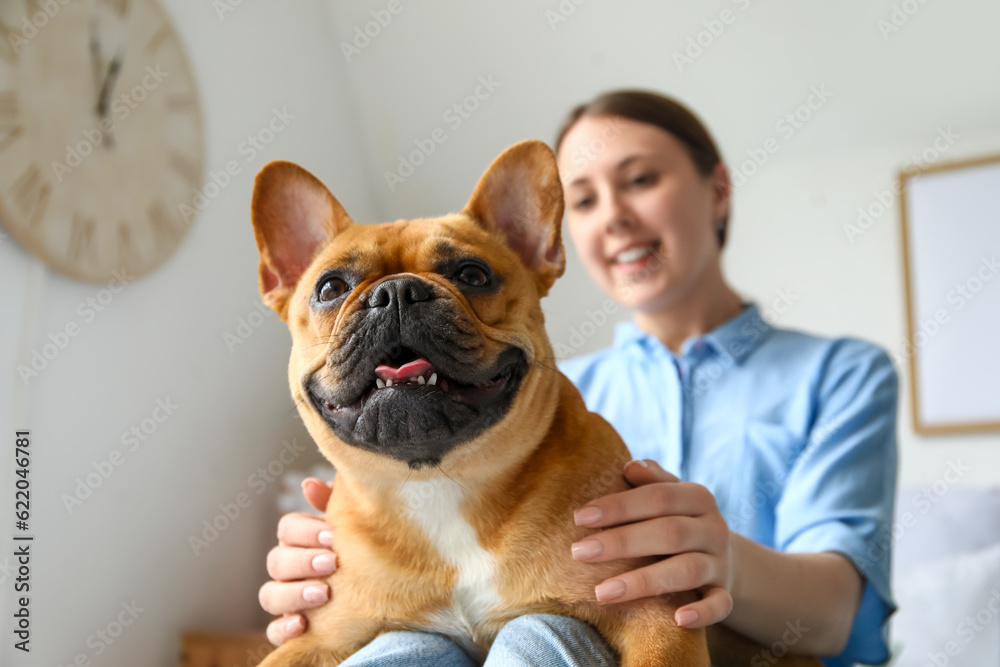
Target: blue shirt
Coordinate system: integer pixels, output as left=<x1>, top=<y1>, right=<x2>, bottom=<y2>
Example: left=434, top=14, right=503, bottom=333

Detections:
left=558, top=302, right=898, bottom=667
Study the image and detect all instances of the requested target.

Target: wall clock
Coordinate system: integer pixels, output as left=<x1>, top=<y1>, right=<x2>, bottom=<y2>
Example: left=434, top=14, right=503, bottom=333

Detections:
left=0, top=0, right=204, bottom=283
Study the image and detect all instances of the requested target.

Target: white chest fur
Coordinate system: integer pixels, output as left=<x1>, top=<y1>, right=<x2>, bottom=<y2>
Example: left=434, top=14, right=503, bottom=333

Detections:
left=397, top=480, right=503, bottom=653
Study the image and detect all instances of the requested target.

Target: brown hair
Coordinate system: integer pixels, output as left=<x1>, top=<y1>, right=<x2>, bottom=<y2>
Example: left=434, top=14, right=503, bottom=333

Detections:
left=555, top=90, right=729, bottom=249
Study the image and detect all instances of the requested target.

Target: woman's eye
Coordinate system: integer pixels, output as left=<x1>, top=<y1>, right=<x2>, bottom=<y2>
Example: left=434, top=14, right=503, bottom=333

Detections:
left=631, top=173, right=655, bottom=186
left=318, top=277, right=348, bottom=302
left=457, top=264, right=490, bottom=287
left=572, top=197, right=594, bottom=210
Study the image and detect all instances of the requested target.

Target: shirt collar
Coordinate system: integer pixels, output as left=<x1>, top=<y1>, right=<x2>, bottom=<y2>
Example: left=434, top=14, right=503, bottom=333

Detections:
left=612, top=301, right=772, bottom=364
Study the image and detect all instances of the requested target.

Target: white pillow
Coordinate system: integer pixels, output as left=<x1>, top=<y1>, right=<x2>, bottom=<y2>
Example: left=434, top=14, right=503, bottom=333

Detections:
left=891, top=540, right=1000, bottom=667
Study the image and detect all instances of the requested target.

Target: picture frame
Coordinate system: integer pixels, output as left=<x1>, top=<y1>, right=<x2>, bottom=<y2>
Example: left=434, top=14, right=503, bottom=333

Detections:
left=898, top=153, right=1000, bottom=435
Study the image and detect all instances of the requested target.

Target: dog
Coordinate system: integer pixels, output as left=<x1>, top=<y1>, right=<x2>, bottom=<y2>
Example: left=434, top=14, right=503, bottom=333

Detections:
left=250, top=140, right=822, bottom=666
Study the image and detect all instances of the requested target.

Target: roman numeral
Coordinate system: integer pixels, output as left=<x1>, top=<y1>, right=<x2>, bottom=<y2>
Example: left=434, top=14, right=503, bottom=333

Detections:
left=166, top=92, right=196, bottom=113
left=0, top=90, right=16, bottom=120
left=10, top=163, right=51, bottom=225
left=117, top=222, right=140, bottom=268
left=0, top=90, right=22, bottom=151
left=169, top=152, right=201, bottom=187
left=146, top=25, right=171, bottom=53
left=100, top=0, right=131, bottom=17
left=148, top=199, right=179, bottom=250
left=68, top=213, right=98, bottom=265
left=0, top=19, right=22, bottom=66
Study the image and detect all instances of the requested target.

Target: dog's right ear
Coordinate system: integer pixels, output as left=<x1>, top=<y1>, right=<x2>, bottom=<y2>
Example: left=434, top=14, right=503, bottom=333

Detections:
left=251, top=161, right=352, bottom=319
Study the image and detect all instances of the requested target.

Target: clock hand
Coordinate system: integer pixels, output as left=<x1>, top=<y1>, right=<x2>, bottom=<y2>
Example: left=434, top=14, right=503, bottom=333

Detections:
left=97, top=51, right=124, bottom=119
left=89, top=19, right=104, bottom=105
left=96, top=50, right=125, bottom=148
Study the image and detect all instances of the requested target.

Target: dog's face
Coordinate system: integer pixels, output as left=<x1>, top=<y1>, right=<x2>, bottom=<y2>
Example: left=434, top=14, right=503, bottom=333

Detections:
left=251, top=141, right=566, bottom=477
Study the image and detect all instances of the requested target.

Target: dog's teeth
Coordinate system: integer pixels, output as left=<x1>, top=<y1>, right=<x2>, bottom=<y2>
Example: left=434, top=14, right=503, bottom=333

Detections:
left=376, top=378, right=385, bottom=389
left=417, top=375, right=426, bottom=385
left=428, top=373, right=437, bottom=386
left=386, top=378, right=393, bottom=387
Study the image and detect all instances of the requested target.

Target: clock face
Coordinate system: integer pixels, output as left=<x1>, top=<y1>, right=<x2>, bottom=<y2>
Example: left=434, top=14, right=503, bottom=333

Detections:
left=0, top=0, right=204, bottom=283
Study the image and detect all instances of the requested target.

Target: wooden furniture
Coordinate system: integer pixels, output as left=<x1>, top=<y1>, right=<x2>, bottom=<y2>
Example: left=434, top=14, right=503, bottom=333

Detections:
left=179, top=632, right=273, bottom=667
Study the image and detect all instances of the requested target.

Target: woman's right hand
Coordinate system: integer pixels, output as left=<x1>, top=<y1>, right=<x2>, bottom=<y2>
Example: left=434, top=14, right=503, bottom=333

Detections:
left=259, top=477, right=337, bottom=646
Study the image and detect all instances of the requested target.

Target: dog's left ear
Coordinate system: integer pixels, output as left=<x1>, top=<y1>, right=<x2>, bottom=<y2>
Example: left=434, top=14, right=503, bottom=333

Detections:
left=463, top=140, right=566, bottom=296
left=251, top=161, right=352, bottom=319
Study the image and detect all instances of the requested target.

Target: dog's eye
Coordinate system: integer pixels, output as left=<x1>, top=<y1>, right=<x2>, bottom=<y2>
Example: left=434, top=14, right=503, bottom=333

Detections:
left=457, top=264, right=489, bottom=287
left=318, top=277, right=348, bottom=302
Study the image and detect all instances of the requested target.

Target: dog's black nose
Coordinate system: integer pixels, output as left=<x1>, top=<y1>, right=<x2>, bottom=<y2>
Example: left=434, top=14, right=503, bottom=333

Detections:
left=365, top=277, right=432, bottom=309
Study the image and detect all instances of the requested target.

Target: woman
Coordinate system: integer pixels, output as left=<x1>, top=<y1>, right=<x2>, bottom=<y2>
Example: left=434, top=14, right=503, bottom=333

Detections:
left=257, top=90, right=898, bottom=666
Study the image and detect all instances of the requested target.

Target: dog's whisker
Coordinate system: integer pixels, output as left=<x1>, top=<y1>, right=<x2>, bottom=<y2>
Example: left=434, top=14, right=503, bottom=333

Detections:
left=435, top=463, right=468, bottom=494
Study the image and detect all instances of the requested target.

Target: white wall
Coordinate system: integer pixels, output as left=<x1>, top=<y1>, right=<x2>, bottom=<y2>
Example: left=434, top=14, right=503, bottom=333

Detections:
left=2, top=1, right=999, bottom=665
left=324, top=0, right=1000, bottom=490
left=0, top=2, right=375, bottom=666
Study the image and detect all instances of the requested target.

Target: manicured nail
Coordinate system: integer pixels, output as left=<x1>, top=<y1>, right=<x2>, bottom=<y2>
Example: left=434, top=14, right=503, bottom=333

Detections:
left=318, top=530, right=333, bottom=548
left=312, top=554, right=337, bottom=573
left=676, top=609, right=699, bottom=627
left=284, top=616, right=304, bottom=635
left=595, top=579, right=627, bottom=602
left=625, top=459, right=649, bottom=472
left=303, top=585, right=329, bottom=604
left=574, top=506, right=603, bottom=526
left=571, top=539, right=604, bottom=560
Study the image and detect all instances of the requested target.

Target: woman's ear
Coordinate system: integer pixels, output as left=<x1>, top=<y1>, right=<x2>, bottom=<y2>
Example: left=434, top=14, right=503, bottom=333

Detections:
left=710, top=163, right=731, bottom=246
left=711, top=162, right=731, bottom=222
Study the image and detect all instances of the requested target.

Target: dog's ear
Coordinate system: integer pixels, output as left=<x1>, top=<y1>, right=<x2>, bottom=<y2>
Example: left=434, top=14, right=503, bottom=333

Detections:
left=251, top=161, right=352, bottom=318
left=463, top=140, right=566, bottom=296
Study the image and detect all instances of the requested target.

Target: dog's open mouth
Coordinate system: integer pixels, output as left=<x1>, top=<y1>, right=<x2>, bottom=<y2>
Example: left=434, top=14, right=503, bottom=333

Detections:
left=307, top=343, right=527, bottom=466
left=311, top=345, right=525, bottom=416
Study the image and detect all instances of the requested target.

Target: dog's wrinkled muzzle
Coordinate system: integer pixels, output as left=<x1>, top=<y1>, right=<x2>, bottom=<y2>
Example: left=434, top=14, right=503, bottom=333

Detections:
left=307, top=275, right=529, bottom=469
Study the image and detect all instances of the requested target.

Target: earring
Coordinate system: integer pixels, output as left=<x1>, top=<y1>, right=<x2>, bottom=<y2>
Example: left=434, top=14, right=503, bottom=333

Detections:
left=715, top=219, right=725, bottom=232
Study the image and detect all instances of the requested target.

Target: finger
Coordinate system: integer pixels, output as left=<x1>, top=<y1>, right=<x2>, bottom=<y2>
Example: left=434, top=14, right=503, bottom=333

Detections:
left=259, top=579, right=331, bottom=616
left=303, top=477, right=334, bottom=513
left=675, top=586, right=734, bottom=628
left=574, top=481, right=716, bottom=528
left=277, top=512, right=332, bottom=549
left=572, top=516, right=705, bottom=562
left=623, top=459, right=680, bottom=486
left=266, top=614, right=306, bottom=647
left=266, top=545, right=338, bottom=581
left=593, top=553, right=716, bottom=604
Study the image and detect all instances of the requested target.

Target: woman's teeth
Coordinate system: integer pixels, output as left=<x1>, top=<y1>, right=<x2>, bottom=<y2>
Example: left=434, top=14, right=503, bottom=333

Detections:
left=614, top=243, right=657, bottom=264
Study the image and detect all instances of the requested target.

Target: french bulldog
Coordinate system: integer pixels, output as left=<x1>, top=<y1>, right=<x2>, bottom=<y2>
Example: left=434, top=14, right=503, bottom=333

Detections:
left=250, top=140, right=820, bottom=667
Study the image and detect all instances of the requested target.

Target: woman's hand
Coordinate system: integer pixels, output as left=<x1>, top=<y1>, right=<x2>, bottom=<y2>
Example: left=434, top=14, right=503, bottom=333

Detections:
left=259, top=478, right=336, bottom=646
left=570, top=459, right=734, bottom=629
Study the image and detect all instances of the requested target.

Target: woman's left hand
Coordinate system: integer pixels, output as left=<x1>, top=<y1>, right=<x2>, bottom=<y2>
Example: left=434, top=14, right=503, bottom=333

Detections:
left=570, top=459, right=735, bottom=629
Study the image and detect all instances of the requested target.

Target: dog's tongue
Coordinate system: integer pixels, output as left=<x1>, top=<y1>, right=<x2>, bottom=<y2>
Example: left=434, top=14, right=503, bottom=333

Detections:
left=374, top=358, right=435, bottom=382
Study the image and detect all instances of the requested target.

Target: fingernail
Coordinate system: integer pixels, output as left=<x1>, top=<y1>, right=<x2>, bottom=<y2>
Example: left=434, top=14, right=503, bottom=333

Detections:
left=571, top=539, right=604, bottom=560
left=625, top=459, right=649, bottom=472
left=312, top=554, right=337, bottom=573
left=318, top=530, right=333, bottom=548
left=676, top=609, right=699, bottom=627
left=595, top=579, right=627, bottom=602
left=303, top=585, right=329, bottom=604
left=284, top=616, right=304, bottom=635
left=574, top=506, right=603, bottom=526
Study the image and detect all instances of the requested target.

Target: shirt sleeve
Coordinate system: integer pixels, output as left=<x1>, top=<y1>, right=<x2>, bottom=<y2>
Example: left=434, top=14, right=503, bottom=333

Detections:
left=774, top=339, right=899, bottom=665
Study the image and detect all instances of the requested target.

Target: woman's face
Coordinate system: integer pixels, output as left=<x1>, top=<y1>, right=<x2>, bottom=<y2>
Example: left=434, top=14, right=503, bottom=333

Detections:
left=556, top=115, right=730, bottom=313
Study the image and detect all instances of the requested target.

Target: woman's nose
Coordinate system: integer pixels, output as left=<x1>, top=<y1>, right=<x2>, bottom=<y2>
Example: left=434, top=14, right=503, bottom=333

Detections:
left=601, top=191, right=635, bottom=234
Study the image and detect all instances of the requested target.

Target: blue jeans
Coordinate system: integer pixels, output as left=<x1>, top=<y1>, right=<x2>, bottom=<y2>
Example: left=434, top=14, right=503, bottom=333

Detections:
left=340, top=614, right=617, bottom=666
